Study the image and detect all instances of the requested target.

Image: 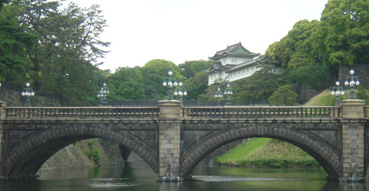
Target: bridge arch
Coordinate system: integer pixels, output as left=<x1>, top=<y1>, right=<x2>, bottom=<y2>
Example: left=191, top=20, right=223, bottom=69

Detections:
left=1, top=125, right=158, bottom=179
left=180, top=125, right=341, bottom=180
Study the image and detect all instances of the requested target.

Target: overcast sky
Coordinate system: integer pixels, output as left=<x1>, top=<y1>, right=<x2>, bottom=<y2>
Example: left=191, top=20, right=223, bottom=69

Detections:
left=64, top=0, right=329, bottom=72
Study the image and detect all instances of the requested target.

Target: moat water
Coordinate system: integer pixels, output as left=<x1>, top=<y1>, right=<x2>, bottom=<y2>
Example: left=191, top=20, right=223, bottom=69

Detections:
left=0, top=162, right=366, bottom=191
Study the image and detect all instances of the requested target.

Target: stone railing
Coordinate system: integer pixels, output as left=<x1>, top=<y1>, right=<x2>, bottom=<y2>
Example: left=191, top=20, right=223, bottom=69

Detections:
left=182, top=106, right=342, bottom=119
left=3, top=106, right=344, bottom=120
left=5, top=107, right=160, bottom=119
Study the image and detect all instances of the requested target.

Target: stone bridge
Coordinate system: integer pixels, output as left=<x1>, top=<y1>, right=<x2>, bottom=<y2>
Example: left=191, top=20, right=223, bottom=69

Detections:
left=0, top=99, right=368, bottom=182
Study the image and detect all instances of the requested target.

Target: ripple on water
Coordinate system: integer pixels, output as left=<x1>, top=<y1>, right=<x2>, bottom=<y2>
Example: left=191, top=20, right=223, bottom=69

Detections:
left=89, top=178, right=138, bottom=188
left=193, top=176, right=308, bottom=182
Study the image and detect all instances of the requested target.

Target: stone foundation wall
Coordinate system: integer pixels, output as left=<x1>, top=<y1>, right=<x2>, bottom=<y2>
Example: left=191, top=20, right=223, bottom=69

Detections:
left=41, top=139, right=124, bottom=171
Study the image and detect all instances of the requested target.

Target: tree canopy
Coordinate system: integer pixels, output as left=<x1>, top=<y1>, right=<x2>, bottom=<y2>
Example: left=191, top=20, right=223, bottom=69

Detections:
left=1, top=0, right=109, bottom=105
left=0, top=7, right=37, bottom=83
left=267, top=0, right=369, bottom=69
left=268, top=85, right=298, bottom=106
left=263, top=0, right=369, bottom=104
left=232, top=66, right=282, bottom=104
left=1, top=0, right=369, bottom=106
left=107, top=67, right=146, bottom=101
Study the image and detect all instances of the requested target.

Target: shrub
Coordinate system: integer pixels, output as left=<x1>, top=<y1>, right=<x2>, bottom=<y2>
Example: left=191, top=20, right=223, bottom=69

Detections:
left=88, top=148, right=101, bottom=165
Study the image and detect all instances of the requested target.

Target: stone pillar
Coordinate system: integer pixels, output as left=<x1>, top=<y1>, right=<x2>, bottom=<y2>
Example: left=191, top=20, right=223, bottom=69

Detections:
left=157, top=100, right=182, bottom=182
left=340, top=99, right=365, bottom=182
left=0, top=101, right=6, bottom=178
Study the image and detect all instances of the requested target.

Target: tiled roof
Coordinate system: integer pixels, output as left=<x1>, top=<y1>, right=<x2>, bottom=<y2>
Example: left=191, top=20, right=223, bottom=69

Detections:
left=209, top=42, right=259, bottom=60
left=228, top=57, right=263, bottom=72
left=204, top=62, right=236, bottom=73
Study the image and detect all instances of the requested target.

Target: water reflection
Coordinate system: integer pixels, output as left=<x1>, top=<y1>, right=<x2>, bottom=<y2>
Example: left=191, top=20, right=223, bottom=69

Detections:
left=0, top=162, right=367, bottom=191
left=89, top=178, right=137, bottom=188
left=158, top=182, right=180, bottom=191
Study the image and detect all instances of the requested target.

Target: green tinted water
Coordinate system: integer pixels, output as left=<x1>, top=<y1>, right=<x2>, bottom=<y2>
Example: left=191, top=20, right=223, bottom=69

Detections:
left=0, top=162, right=366, bottom=191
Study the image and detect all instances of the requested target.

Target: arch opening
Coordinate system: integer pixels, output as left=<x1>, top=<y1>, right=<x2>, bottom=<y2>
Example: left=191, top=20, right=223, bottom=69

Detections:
left=1, top=126, right=158, bottom=179
left=180, top=126, right=341, bottom=181
left=210, top=138, right=321, bottom=168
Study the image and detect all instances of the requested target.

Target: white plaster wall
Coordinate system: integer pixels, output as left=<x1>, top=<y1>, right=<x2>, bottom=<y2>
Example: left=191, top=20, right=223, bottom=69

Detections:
left=219, top=57, right=252, bottom=65
left=228, top=65, right=261, bottom=82
left=208, top=71, right=228, bottom=85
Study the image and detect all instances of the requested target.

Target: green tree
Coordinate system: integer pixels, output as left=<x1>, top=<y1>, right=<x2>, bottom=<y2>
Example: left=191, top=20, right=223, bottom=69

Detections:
left=356, top=86, right=369, bottom=105
left=287, top=63, right=333, bottom=92
left=321, top=0, right=369, bottom=66
left=8, top=0, right=110, bottom=105
left=178, top=60, right=211, bottom=100
left=267, top=19, right=323, bottom=69
left=141, top=59, right=182, bottom=100
left=268, top=85, right=298, bottom=106
left=178, top=60, right=212, bottom=79
left=107, top=67, right=146, bottom=101
left=233, top=66, right=282, bottom=104
left=0, top=6, right=37, bottom=83
left=0, top=0, right=10, bottom=12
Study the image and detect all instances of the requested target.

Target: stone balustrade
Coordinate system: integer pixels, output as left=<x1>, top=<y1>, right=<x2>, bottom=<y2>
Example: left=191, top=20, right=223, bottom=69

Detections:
left=182, top=106, right=342, bottom=119
left=5, top=107, right=160, bottom=119
left=4, top=106, right=346, bottom=120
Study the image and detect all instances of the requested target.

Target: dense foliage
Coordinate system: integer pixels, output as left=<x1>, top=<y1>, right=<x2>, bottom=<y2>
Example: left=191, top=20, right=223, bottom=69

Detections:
left=268, top=85, right=298, bottom=106
left=101, top=59, right=210, bottom=102
left=0, top=7, right=37, bottom=83
left=232, top=66, right=282, bottom=104
left=178, top=60, right=211, bottom=100
left=1, top=0, right=369, bottom=106
left=260, top=0, right=369, bottom=104
left=0, top=0, right=109, bottom=105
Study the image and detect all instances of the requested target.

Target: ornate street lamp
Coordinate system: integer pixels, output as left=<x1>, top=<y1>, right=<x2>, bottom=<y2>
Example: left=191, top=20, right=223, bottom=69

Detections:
left=21, top=82, right=35, bottom=107
left=331, top=81, right=345, bottom=106
left=174, top=81, right=187, bottom=102
left=215, top=87, right=223, bottom=106
left=97, top=82, right=109, bottom=106
left=344, top=69, right=360, bottom=99
left=162, top=70, right=178, bottom=100
left=224, top=83, right=233, bottom=105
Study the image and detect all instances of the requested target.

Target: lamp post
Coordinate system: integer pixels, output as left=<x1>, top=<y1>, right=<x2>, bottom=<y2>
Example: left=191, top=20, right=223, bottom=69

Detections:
left=344, top=69, right=360, bottom=99
left=215, top=87, right=223, bottom=106
left=21, top=82, right=35, bottom=107
left=174, top=81, right=187, bottom=103
left=162, top=70, right=178, bottom=100
left=97, top=82, right=109, bottom=106
left=331, top=81, right=345, bottom=106
left=224, top=83, right=233, bottom=105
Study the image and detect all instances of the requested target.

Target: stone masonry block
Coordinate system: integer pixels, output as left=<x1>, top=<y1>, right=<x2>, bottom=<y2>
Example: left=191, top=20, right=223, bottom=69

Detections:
left=216, top=136, right=224, bottom=145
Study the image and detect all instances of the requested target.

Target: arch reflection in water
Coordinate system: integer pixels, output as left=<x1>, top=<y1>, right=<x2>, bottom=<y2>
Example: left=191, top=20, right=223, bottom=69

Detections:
left=0, top=163, right=366, bottom=191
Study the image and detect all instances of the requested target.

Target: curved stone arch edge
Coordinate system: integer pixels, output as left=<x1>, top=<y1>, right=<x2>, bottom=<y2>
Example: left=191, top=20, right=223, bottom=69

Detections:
left=180, top=126, right=341, bottom=180
left=1, top=126, right=159, bottom=179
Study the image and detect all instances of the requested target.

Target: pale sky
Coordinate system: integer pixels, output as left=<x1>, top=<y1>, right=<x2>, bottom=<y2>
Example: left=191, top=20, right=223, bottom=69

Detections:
left=63, top=0, right=329, bottom=72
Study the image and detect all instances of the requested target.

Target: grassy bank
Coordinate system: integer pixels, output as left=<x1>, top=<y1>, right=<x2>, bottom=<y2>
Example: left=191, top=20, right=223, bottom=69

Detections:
left=216, top=138, right=319, bottom=168
left=215, top=89, right=359, bottom=168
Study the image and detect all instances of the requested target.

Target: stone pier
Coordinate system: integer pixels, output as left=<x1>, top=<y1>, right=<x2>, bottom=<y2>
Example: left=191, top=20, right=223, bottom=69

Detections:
left=0, top=102, right=5, bottom=163
left=157, top=100, right=182, bottom=182
left=340, top=99, right=366, bottom=181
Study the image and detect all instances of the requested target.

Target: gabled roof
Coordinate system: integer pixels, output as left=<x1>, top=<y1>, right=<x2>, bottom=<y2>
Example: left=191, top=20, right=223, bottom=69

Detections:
left=204, top=62, right=236, bottom=74
left=228, top=56, right=263, bottom=72
left=228, top=56, right=279, bottom=72
left=209, top=42, right=260, bottom=60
